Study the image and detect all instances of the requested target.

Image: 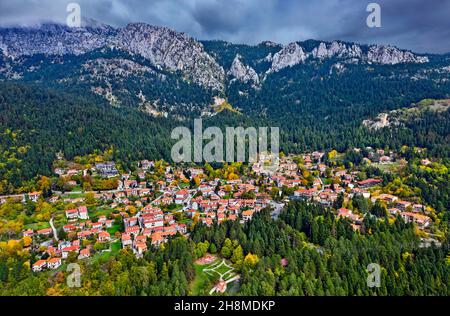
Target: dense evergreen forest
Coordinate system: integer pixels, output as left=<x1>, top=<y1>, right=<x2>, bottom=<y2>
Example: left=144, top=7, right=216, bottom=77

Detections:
left=1, top=78, right=450, bottom=194
left=0, top=82, right=178, bottom=191
left=1, top=202, right=448, bottom=295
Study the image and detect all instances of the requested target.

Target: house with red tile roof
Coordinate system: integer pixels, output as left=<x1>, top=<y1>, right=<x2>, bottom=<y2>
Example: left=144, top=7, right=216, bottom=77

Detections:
left=47, top=257, right=62, bottom=269
left=28, top=191, right=41, bottom=202
left=142, top=228, right=153, bottom=237
left=32, top=260, right=47, bottom=272
left=61, top=245, right=80, bottom=258
left=77, top=206, right=89, bottom=219
left=175, top=189, right=190, bottom=205
left=397, top=200, right=412, bottom=211
left=177, top=223, right=187, bottom=234
left=142, top=218, right=164, bottom=229
left=217, top=213, right=226, bottom=223
left=242, top=210, right=255, bottom=221
left=200, top=217, right=213, bottom=227
left=134, top=242, right=148, bottom=255
left=46, top=246, right=59, bottom=257
left=134, top=235, right=147, bottom=244
left=77, top=230, right=92, bottom=239
left=78, top=248, right=90, bottom=259
left=358, top=179, right=382, bottom=188
left=63, top=224, right=77, bottom=233
left=151, top=233, right=164, bottom=246
left=121, top=233, right=132, bottom=248
left=164, top=213, right=175, bottom=224
left=37, top=228, right=52, bottom=236
left=91, top=222, right=103, bottom=229
left=98, top=231, right=110, bottom=242
left=163, top=224, right=177, bottom=234
left=337, top=208, right=363, bottom=224
left=23, top=229, right=34, bottom=237
left=401, top=212, right=431, bottom=228
left=72, top=239, right=80, bottom=247
left=65, top=209, right=78, bottom=219
left=125, top=225, right=140, bottom=235
left=294, top=188, right=317, bottom=199
left=124, top=217, right=138, bottom=227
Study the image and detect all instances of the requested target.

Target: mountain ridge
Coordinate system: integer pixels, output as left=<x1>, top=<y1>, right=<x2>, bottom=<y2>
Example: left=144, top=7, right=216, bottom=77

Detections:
left=0, top=20, right=435, bottom=91
left=0, top=19, right=449, bottom=123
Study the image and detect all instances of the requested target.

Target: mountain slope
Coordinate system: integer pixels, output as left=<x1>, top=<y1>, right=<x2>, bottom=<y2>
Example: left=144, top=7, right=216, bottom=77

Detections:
left=0, top=81, right=177, bottom=187
left=0, top=22, right=116, bottom=57
left=0, top=21, right=449, bottom=124
left=114, top=23, right=225, bottom=91
left=0, top=22, right=225, bottom=92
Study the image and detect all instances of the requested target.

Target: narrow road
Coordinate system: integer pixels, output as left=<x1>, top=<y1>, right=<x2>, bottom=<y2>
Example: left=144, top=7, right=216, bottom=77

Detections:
left=53, top=189, right=121, bottom=195
left=270, top=201, right=285, bottom=220
left=317, top=174, right=325, bottom=193
left=50, top=216, right=59, bottom=241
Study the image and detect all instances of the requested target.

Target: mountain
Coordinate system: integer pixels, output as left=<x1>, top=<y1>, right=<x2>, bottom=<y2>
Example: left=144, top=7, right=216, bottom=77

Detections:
left=264, top=40, right=430, bottom=75
left=269, top=42, right=309, bottom=73
left=0, top=20, right=450, bottom=188
left=0, top=21, right=117, bottom=57
left=228, top=54, right=260, bottom=85
left=0, top=20, right=448, bottom=120
left=0, top=21, right=438, bottom=92
left=2, top=20, right=445, bottom=118
left=0, top=21, right=225, bottom=92
left=113, top=23, right=225, bottom=91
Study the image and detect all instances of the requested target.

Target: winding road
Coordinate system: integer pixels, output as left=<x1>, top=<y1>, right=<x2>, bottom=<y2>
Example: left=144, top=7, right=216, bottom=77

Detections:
left=270, top=201, right=285, bottom=220
left=50, top=217, right=59, bottom=241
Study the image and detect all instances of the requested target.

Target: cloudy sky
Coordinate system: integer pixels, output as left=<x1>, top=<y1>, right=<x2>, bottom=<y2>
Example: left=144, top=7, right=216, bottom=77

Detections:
left=0, top=0, right=449, bottom=53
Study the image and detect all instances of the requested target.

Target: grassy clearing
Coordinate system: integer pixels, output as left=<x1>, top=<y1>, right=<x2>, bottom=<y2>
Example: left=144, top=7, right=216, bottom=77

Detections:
left=190, top=258, right=236, bottom=295
left=111, top=241, right=121, bottom=254
left=90, top=250, right=112, bottom=264
left=372, top=160, right=407, bottom=174
left=107, top=224, right=121, bottom=235
left=213, top=262, right=233, bottom=276
left=92, top=206, right=115, bottom=217
left=24, top=222, right=50, bottom=230
left=62, top=191, right=85, bottom=199
left=190, top=263, right=216, bottom=296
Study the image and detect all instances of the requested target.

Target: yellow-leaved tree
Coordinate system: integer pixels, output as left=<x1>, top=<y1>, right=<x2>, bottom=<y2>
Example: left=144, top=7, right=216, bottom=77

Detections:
left=244, top=253, right=259, bottom=267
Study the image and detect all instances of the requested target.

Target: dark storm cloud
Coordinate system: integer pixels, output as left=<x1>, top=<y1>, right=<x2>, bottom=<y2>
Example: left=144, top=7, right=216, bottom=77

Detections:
left=0, top=0, right=448, bottom=53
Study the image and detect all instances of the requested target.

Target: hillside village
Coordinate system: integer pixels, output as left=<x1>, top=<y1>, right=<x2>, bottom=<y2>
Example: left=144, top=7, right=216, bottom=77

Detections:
left=0, top=148, right=442, bottom=273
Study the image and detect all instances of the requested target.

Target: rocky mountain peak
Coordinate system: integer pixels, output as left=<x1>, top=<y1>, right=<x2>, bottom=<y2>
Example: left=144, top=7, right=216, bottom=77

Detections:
left=269, top=42, right=309, bottom=73
left=0, top=21, right=225, bottom=90
left=312, top=41, right=363, bottom=59
left=366, top=44, right=429, bottom=65
left=228, top=54, right=259, bottom=85
left=114, top=23, right=225, bottom=90
left=266, top=40, right=429, bottom=73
